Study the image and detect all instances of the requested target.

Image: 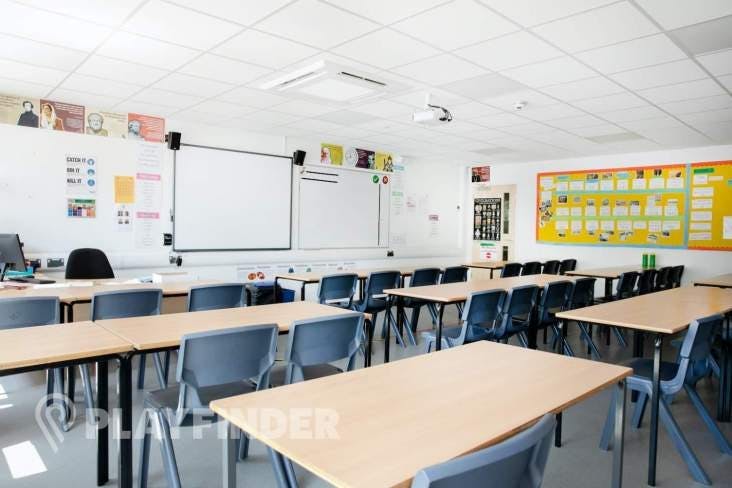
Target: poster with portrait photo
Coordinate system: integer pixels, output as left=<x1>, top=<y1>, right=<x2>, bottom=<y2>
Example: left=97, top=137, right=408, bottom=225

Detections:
left=0, top=95, right=39, bottom=127
left=85, top=109, right=127, bottom=138
left=355, top=148, right=375, bottom=169
left=127, top=113, right=165, bottom=143
left=39, top=100, right=84, bottom=133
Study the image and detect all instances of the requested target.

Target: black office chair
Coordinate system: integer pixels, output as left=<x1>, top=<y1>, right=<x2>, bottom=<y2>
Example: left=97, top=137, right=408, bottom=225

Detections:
left=542, top=260, right=560, bottom=275
left=500, top=263, right=522, bottom=278
left=654, top=266, right=673, bottom=291
left=559, top=259, right=577, bottom=275
left=521, top=262, right=542, bottom=276
left=670, top=265, right=684, bottom=288
left=637, top=269, right=658, bottom=295
left=65, top=248, right=114, bottom=279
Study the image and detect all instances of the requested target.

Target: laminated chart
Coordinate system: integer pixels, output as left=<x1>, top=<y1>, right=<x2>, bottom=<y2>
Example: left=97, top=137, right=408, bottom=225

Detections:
left=536, top=164, right=687, bottom=248
left=688, top=160, right=732, bottom=251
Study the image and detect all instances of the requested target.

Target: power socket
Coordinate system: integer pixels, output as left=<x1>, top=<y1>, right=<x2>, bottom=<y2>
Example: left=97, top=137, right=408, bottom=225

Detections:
left=387, top=250, right=394, bottom=257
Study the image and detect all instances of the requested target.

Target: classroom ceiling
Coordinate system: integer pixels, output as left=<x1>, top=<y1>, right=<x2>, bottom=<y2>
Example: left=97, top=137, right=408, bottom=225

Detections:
left=1, top=0, right=731, bottom=164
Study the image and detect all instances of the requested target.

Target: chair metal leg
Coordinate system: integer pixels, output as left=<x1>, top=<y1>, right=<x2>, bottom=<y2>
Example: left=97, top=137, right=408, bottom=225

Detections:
left=577, top=322, right=602, bottom=360
left=46, top=369, right=55, bottom=406
left=599, top=388, right=616, bottom=451
left=685, top=384, right=732, bottom=454
left=648, top=335, right=663, bottom=486
left=402, top=310, right=417, bottom=346
left=456, top=302, right=464, bottom=316
left=410, top=305, right=421, bottom=334
left=152, top=353, right=167, bottom=389
left=517, top=332, right=529, bottom=348
left=268, top=448, right=292, bottom=488
left=138, top=410, right=152, bottom=488
left=153, top=410, right=182, bottom=488
left=237, top=432, right=250, bottom=460
left=223, top=422, right=237, bottom=488
left=427, top=303, right=438, bottom=326
left=632, top=392, right=648, bottom=429
left=388, top=312, right=405, bottom=348
left=79, top=364, right=95, bottom=421
left=283, top=457, right=298, bottom=488
left=612, top=327, right=628, bottom=348
left=612, top=380, right=627, bottom=488
left=137, top=354, right=147, bottom=390
left=658, top=398, right=711, bottom=485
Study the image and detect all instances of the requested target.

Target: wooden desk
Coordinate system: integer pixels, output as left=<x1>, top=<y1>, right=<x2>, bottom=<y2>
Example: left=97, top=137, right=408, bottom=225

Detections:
left=566, top=265, right=650, bottom=298
left=557, top=286, right=732, bottom=485
left=0, top=323, right=135, bottom=488
left=694, top=273, right=732, bottom=289
left=464, top=261, right=507, bottom=278
left=211, top=341, right=632, bottom=488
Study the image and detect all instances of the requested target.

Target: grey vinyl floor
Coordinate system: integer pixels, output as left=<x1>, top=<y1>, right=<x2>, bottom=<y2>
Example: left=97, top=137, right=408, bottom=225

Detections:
left=0, top=306, right=730, bottom=487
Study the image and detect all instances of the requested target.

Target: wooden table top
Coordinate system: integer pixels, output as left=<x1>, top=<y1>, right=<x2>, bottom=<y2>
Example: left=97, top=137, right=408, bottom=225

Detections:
left=0, top=322, right=133, bottom=372
left=97, top=301, right=355, bottom=351
left=0, top=280, right=218, bottom=303
left=694, top=273, right=732, bottom=288
left=557, top=286, right=732, bottom=334
left=385, top=274, right=576, bottom=303
left=463, top=261, right=508, bottom=269
left=274, top=267, right=432, bottom=283
left=566, top=265, right=649, bottom=279
left=211, top=341, right=631, bottom=488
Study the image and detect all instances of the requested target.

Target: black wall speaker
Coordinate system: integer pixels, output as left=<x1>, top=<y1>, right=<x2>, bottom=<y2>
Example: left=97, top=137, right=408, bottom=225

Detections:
left=292, top=150, right=306, bottom=166
left=167, top=131, right=181, bottom=150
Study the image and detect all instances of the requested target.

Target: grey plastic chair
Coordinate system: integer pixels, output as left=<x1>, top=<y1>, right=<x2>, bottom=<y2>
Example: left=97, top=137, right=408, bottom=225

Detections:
left=654, top=266, right=673, bottom=291
left=559, top=259, right=577, bottom=275
left=562, top=278, right=601, bottom=359
left=437, top=266, right=469, bottom=317
left=670, top=265, right=684, bottom=288
left=535, top=281, right=574, bottom=355
left=316, top=273, right=358, bottom=309
left=138, top=324, right=278, bottom=488
left=400, top=268, right=442, bottom=346
left=599, top=314, right=730, bottom=485
left=412, top=414, right=555, bottom=488
left=422, top=289, right=506, bottom=352
left=542, top=260, right=561, bottom=275
left=521, top=261, right=542, bottom=276
left=91, top=289, right=164, bottom=390
left=637, top=269, right=658, bottom=295
left=489, top=284, right=540, bottom=347
left=500, top=262, right=522, bottom=278
left=353, top=271, right=402, bottom=362
left=187, top=283, right=246, bottom=312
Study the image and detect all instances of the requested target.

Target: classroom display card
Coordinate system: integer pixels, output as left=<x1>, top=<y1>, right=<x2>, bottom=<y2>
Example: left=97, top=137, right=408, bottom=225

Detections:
left=65, top=154, right=97, bottom=197
left=687, top=161, right=732, bottom=251
left=473, top=197, right=501, bottom=241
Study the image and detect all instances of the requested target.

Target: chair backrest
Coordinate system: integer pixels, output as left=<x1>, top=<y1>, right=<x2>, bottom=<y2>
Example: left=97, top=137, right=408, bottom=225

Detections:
left=410, top=268, right=442, bottom=287
left=559, top=259, right=577, bottom=275
left=670, top=265, right=684, bottom=288
left=497, top=285, right=540, bottom=335
left=456, top=289, right=506, bottom=344
left=317, top=273, right=359, bottom=307
left=187, top=283, right=246, bottom=312
left=363, top=271, right=401, bottom=308
left=542, top=260, right=560, bottom=275
left=91, top=289, right=162, bottom=321
left=568, top=278, right=596, bottom=309
left=666, top=314, right=723, bottom=392
left=637, top=269, right=658, bottom=295
left=654, top=266, right=672, bottom=290
left=615, top=272, right=639, bottom=299
left=285, top=313, right=363, bottom=384
left=411, top=414, right=555, bottom=488
left=177, top=324, right=278, bottom=408
left=538, top=281, right=573, bottom=324
left=65, top=248, right=114, bottom=279
left=0, top=297, right=60, bottom=329
left=500, top=263, right=522, bottom=278
left=441, top=266, right=468, bottom=284
left=521, top=261, right=541, bottom=276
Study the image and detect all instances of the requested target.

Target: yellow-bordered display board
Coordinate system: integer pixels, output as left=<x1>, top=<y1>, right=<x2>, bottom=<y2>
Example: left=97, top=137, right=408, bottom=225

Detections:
left=688, top=160, right=732, bottom=251
left=536, top=164, right=687, bottom=248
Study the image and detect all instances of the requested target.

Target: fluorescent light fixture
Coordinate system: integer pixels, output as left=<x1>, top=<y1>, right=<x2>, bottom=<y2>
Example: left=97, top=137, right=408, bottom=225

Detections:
left=2, top=441, right=47, bottom=479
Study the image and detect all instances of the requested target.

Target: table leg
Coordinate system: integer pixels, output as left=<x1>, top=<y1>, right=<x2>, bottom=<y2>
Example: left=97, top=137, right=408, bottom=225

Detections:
left=118, top=355, right=133, bottom=488
left=365, top=318, right=373, bottom=368
left=384, top=298, right=392, bottom=364
left=435, top=302, right=445, bottom=351
left=613, top=379, right=627, bottom=488
left=528, top=305, right=538, bottom=350
left=273, top=277, right=279, bottom=304
left=717, top=320, right=731, bottom=422
left=223, top=421, right=237, bottom=488
left=97, top=360, right=109, bottom=486
left=489, top=269, right=494, bottom=279
left=555, top=319, right=564, bottom=447
left=359, top=278, right=365, bottom=300
left=648, top=335, right=662, bottom=486
left=604, top=278, right=613, bottom=299
left=633, top=331, right=644, bottom=358
left=300, top=283, right=306, bottom=301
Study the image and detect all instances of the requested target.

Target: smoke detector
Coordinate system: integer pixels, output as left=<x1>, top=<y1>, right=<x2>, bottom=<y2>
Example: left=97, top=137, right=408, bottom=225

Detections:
left=514, top=100, right=528, bottom=111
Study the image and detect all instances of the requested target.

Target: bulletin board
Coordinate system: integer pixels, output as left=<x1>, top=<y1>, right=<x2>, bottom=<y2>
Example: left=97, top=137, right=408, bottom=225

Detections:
left=688, top=160, right=732, bottom=251
left=536, top=163, right=688, bottom=248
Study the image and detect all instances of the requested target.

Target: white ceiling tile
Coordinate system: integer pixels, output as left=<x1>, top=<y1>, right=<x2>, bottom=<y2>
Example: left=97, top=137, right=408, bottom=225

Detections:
left=691, top=121, right=732, bottom=143
left=171, top=109, right=235, bottom=126
left=76, top=55, right=168, bottom=86
left=153, top=73, right=234, bottom=97
left=429, top=121, right=486, bottom=134
left=482, top=89, right=558, bottom=110
left=521, top=103, right=585, bottom=121
left=219, top=86, right=289, bottom=108
left=0, top=33, right=86, bottom=71
left=316, top=110, right=378, bottom=125
left=547, top=114, right=608, bottom=130
left=633, top=126, right=711, bottom=146
left=669, top=16, right=732, bottom=56
left=98, top=32, right=199, bottom=70
left=531, top=2, right=658, bottom=53
left=618, top=116, right=686, bottom=131
left=284, top=118, right=342, bottom=131
left=130, top=87, right=205, bottom=108
left=454, top=31, right=562, bottom=71
left=502, top=57, right=595, bottom=87
left=323, top=0, right=449, bottom=24
left=540, top=77, right=625, bottom=102
left=0, top=0, right=111, bottom=51
left=178, top=54, right=271, bottom=84
left=114, top=100, right=176, bottom=117
left=350, top=99, right=412, bottom=117
left=353, top=118, right=412, bottom=132
left=660, top=94, right=732, bottom=115
left=448, top=102, right=502, bottom=119
left=478, top=0, right=616, bottom=27
left=569, top=124, right=627, bottom=137
left=392, top=0, right=517, bottom=50
left=577, top=34, right=687, bottom=74
left=256, top=0, right=377, bottom=48
left=638, top=78, right=726, bottom=104
left=441, top=74, right=525, bottom=100
left=214, top=30, right=319, bottom=69
left=679, top=108, right=732, bottom=125
left=0, top=58, right=68, bottom=86
left=461, top=127, right=510, bottom=141
left=168, top=0, right=293, bottom=26
left=0, top=76, right=54, bottom=98
left=332, top=28, right=440, bottom=69
left=471, top=112, right=529, bottom=128
left=573, top=92, right=648, bottom=112
left=610, top=59, right=707, bottom=90
left=500, top=121, right=556, bottom=136
left=46, top=88, right=123, bottom=109
left=600, top=105, right=666, bottom=122
left=718, top=74, right=732, bottom=91
left=123, top=0, right=242, bottom=50
left=635, top=0, right=732, bottom=30
left=389, top=89, right=468, bottom=108
left=696, top=49, right=732, bottom=76
left=59, top=73, right=142, bottom=98
left=15, top=0, right=146, bottom=25
left=271, top=99, right=338, bottom=117
left=184, top=100, right=256, bottom=117
left=393, top=54, right=487, bottom=85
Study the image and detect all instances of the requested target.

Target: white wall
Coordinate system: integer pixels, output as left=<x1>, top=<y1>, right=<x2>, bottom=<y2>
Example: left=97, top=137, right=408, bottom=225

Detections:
left=472, top=145, right=732, bottom=285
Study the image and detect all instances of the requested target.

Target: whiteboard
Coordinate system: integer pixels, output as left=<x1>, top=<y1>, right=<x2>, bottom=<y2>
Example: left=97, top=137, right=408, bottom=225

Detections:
left=298, top=167, right=389, bottom=249
left=173, top=144, right=292, bottom=251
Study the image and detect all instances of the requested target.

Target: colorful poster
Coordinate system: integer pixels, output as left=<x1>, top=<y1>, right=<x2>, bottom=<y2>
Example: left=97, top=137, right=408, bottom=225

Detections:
left=356, top=148, right=375, bottom=169
left=688, top=161, right=732, bottom=251
left=39, top=100, right=84, bottom=132
left=114, top=175, right=135, bottom=204
left=474, top=197, right=501, bottom=240
left=85, top=109, right=127, bottom=137
left=65, top=154, right=97, bottom=197
left=320, top=143, right=343, bottom=165
left=127, top=113, right=165, bottom=142
left=67, top=198, right=96, bottom=218
left=471, top=166, right=490, bottom=182
left=0, top=95, right=39, bottom=127
left=375, top=152, right=394, bottom=172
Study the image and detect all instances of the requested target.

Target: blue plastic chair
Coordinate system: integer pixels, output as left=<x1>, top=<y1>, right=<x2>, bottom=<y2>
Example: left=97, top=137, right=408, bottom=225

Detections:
left=317, top=273, right=358, bottom=309
left=521, top=261, right=542, bottom=276
left=595, top=272, right=638, bottom=348
left=542, top=260, right=561, bottom=275
left=422, top=289, right=506, bottom=352
left=412, top=414, right=555, bottom=487
left=654, top=266, right=673, bottom=291
left=599, top=314, right=731, bottom=485
left=138, top=324, right=278, bottom=488
left=437, top=266, right=469, bottom=317
left=91, top=289, right=163, bottom=390
left=636, top=269, right=658, bottom=295
left=400, top=268, right=441, bottom=346
left=187, top=283, right=246, bottom=312
left=535, top=280, right=574, bottom=355
left=558, top=278, right=601, bottom=359
left=489, top=284, right=539, bottom=347
left=353, top=271, right=402, bottom=360
left=559, top=259, right=577, bottom=275
left=500, top=263, right=522, bottom=278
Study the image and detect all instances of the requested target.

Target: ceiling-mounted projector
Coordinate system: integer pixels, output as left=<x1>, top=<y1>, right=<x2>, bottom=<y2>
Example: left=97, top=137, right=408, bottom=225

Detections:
left=412, top=93, right=453, bottom=125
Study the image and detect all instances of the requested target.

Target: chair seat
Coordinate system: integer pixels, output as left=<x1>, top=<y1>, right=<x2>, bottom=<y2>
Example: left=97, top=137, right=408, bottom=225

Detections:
left=626, top=358, right=680, bottom=384
left=422, top=325, right=492, bottom=345
left=145, top=381, right=256, bottom=413
left=353, top=298, right=389, bottom=314
left=269, top=363, right=343, bottom=387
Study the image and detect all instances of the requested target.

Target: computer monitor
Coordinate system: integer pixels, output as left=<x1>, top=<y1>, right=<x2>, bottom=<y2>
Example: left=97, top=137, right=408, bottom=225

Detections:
left=0, top=233, right=26, bottom=272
